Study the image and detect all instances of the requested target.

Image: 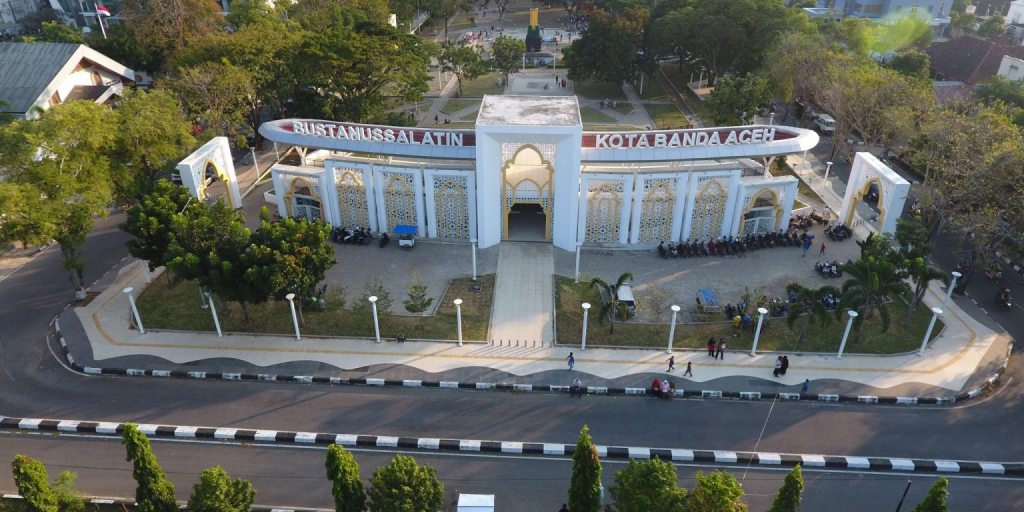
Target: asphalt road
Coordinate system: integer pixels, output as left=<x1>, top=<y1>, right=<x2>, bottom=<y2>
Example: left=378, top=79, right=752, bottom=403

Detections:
left=3, top=433, right=1023, bottom=511
left=2, top=199, right=1024, bottom=507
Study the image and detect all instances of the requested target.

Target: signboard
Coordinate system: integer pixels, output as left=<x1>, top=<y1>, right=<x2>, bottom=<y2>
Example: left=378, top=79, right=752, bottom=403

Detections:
left=285, top=120, right=476, bottom=148
left=582, top=127, right=794, bottom=150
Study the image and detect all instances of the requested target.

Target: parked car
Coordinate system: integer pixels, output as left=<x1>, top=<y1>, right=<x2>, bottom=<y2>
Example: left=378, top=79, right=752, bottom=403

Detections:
left=615, top=282, right=637, bottom=319
left=814, top=114, right=836, bottom=134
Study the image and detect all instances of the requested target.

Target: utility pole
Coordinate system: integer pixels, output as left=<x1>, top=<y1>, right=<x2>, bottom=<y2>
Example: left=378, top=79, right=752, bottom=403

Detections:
left=894, top=480, right=912, bottom=512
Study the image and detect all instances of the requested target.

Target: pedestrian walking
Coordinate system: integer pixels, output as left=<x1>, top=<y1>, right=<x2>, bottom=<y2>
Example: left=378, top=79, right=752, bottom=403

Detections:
left=561, top=79, right=566, bottom=89
left=434, top=115, right=439, bottom=123
left=802, top=240, right=811, bottom=257
left=823, top=207, right=831, bottom=221
left=773, top=356, right=782, bottom=377
left=667, top=355, right=675, bottom=371
left=683, top=361, right=693, bottom=377
left=781, top=356, right=790, bottom=375
left=566, top=352, right=574, bottom=370
left=802, top=379, right=810, bottom=394
left=716, top=339, right=726, bottom=360
left=819, top=243, right=826, bottom=255
left=707, top=338, right=716, bottom=356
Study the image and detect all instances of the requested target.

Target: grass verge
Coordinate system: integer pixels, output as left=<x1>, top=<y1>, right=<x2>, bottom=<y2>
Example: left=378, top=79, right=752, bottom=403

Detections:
left=579, top=107, right=616, bottom=124
left=441, top=99, right=482, bottom=115
left=646, top=103, right=691, bottom=130
left=555, top=277, right=942, bottom=354
left=774, top=159, right=825, bottom=205
left=458, top=72, right=505, bottom=97
left=574, top=80, right=626, bottom=100
left=637, top=73, right=671, bottom=101
left=137, top=275, right=495, bottom=341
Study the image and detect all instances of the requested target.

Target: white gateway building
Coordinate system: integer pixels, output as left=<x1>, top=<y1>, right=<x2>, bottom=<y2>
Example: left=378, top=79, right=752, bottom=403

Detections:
left=251, top=96, right=820, bottom=252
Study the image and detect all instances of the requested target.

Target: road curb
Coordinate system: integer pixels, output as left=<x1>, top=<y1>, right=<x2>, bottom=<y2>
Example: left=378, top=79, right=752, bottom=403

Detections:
left=0, top=493, right=328, bottom=512
left=53, top=319, right=1012, bottom=407
left=1, top=414, right=1019, bottom=478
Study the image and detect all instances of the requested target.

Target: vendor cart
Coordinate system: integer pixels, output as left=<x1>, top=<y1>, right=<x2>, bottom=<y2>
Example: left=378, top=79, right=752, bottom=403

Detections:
left=696, top=288, right=722, bottom=322
left=394, top=224, right=417, bottom=248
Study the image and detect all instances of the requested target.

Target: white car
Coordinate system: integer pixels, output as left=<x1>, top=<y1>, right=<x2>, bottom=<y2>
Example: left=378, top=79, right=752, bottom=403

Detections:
left=814, top=114, right=836, bottom=134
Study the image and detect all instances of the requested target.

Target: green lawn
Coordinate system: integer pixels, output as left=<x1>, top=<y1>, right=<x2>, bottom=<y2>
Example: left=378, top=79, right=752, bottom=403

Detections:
left=659, top=62, right=714, bottom=126
left=458, top=72, right=505, bottom=97
left=609, top=101, right=634, bottom=116
left=579, top=106, right=616, bottom=124
left=646, top=103, right=691, bottom=130
left=774, top=159, right=825, bottom=205
left=441, top=99, right=482, bottom=115
left=137, top=275, right=495, bottom=341
left=555, top=277, right=942, bottom=354
left=638, top=73, right=671, bottom=101
left=574, top=80, right=626, bottom=100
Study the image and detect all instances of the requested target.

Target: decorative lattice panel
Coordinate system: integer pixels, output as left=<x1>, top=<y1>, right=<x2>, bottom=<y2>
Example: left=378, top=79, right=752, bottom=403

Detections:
left=500, top=143, right=556, bottom=238
left=335, top=168, right=369, bottom=228
left=501, top=142, right=557, bottom=165
left=639, top=178, right=677, bottom=242
left=433, top=176, right=469, bottom=238
left=585, top=181, right=623, bottom=243
left=382, top=171, right=417, bottom=232
left=689, top=178, right=728, bottom=241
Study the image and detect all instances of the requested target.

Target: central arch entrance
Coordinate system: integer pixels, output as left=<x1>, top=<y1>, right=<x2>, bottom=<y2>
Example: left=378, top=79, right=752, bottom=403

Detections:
left=502, top=146, right=554, bottom=241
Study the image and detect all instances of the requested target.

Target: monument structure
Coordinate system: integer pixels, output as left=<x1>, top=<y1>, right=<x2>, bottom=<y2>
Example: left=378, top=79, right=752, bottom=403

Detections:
left=525, top=8, right=542, bottom=52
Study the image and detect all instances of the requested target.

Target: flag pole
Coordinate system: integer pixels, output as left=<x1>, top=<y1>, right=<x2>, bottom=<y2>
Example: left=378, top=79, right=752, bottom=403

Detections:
left=98, top=12, right=107, bottom=39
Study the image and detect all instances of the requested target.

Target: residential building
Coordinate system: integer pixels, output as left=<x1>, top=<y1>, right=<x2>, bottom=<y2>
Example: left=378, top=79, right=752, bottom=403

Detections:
left=0, top=0, right=38, bottom=25
left=0, top=43, right=134, bottom=120
left=924, top=35, right=1024, bottom=82
left=808, top=0, right=951, bottom=35
left=998, top=54, right=1024, bottom=78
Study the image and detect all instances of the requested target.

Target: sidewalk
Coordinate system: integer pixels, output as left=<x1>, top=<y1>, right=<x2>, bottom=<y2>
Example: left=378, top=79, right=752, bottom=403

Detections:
left=59, top=253, right=1010, bottom=399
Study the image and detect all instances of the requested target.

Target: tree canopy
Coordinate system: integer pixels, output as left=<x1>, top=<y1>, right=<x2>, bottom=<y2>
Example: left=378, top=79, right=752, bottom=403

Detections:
left=564, top=9, right=648, bottom=85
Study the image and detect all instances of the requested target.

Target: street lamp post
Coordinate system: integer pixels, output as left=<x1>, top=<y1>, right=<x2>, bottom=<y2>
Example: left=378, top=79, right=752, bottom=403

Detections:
left=836, top=310, right=858, bottom=359
left=919, top=307, right=943, bottom=357
left=139, top=260, right=151, bottom=284
left=770, top=112, right=776, bottom=126
left=205, top=291, right=222, bottom=337
left=285, top=293, right=300, bottom=340
left=454, top=299, right=464, bottom=347
left=942, top=271, right=962, bottom=309
left=821, top=161, right=834, bottom=195
left=666, top=305, right=680, bottom=354
left=368, top=296, right=381, bottom=343
left=750, top=307, right=769, bottom=356
left=470, top=239, right=478, bottom=281
left=250, top=146, right=259, bottom=175
left=199, top=285, right=209, bottom=309
left=581, top=303, right=591, bottom=351
left=574, top=242, right=583, bottom=282
left=123, top=287, right=145, bottom=334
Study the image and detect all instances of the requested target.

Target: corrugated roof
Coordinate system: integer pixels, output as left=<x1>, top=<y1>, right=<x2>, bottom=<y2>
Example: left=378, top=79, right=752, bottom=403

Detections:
left=0, top=43, right=83, bottom=114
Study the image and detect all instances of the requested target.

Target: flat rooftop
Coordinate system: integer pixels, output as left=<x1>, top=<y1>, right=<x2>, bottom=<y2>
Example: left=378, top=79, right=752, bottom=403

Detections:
left=476, top=95, right=581, bottom=127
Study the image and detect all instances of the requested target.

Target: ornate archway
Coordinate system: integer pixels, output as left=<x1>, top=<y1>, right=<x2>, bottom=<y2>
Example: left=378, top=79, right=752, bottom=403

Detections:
left=284, top=176, right=323, bottom=222
left=738, top=188, right=783, bottom=235
left=501, top=145, right=554, bottom=240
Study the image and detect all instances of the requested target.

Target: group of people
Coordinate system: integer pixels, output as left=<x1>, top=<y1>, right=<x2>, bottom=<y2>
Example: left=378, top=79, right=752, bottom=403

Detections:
left=651, top=378, right=675, bottom=400
left=773, top=356, right=791, bottom=377
left=706, top=338, right=727, bottom=359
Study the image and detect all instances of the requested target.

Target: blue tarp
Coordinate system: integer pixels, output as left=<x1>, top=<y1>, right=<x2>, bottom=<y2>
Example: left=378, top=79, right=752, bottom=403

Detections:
left=393, top=225, right=417, bottom=235
left=699, top=289, right=719, bottom=306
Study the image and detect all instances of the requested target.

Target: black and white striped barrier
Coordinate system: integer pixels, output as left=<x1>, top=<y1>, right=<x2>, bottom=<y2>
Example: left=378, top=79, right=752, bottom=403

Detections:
left=53, top=320, right=1012, bottom=407
left=0, top=493, right=329, bottom=512
left=1, top=414, right=1019, bottom=477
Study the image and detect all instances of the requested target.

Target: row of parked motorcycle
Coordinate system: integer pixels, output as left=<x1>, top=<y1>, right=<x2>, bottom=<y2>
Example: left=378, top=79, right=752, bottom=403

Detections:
left=331, top=226, right=391, bottom=248
left=656, top=230, right=811, bottom=259
left=825, top=224, right=853, bottom=242
left=814, top=260, right=849, bottom=279
left=788, top=211, right=828, bottom=231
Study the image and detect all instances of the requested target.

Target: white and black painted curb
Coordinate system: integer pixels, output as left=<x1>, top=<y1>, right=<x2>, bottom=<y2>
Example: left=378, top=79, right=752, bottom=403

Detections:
left=2, top=414, right=1021, bottom=478
left=53, top=320, right=1013, bottom=406
left=995, top=250, right=1024, bottom=278
left=0, top=493, right=327, bottom=512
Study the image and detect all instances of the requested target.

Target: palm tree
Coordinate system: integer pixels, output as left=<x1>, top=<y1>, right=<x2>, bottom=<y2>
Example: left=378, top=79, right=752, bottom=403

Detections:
left=839, top=259, right=910, bottom=337
left=589, top=272, right=635, bottom=334
left=785, top=282, right=842, bottom=347
left=904, top=257, right=950, bottom=329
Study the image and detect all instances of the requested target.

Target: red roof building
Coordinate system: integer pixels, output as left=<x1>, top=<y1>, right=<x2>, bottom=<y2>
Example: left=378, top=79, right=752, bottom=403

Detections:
left=924, top=35, right=1024, bottom=84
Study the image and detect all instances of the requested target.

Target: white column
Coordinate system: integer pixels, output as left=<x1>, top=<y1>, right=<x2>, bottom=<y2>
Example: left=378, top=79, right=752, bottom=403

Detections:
left=942, top=272, right=961, bottom=309
left=206, top=291, right=222, bottom=337
left=821, top=161, right=833, bottom=195
left=574, top=242, right=582, bottom=282
left=750, top=307, right=768, bottom=356
left=123, top=287, right=144, bottom=334
left=470, top=239, right=478, bottom=281
left=919, top=308, right=942, bottom=357
left=581, top=302, right=591, bottom=351
left=285, top=293, right=300, bottom=341
left=369, top=295, right=381, bottom=343
left=666, top=305, right=680, bottom=354
left=139, top=260, right=151, bottom=284
left=250, top=147, right=259, bottom=175
left=770, top=112, right=775, bottom=126
left=837, top=310, right=858, bottom=359
left=454, top=298, right=464, bottom=347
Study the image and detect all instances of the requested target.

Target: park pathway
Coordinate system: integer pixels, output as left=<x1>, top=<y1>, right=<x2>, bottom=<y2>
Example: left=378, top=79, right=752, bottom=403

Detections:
left=488, top=243, right=555, bottom=344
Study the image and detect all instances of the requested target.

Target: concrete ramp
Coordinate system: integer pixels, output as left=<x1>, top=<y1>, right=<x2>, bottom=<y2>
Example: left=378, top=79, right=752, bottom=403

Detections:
left=488, top=243, right=554, bottom=344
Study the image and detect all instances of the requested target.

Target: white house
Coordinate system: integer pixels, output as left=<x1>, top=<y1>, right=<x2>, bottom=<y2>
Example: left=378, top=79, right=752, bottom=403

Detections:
left=998, top=54, right=1024, bottom=79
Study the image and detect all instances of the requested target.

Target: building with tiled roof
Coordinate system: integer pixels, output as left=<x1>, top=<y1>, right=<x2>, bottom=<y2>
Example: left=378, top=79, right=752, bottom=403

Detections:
left=923, top=35, right=1024, bottom=83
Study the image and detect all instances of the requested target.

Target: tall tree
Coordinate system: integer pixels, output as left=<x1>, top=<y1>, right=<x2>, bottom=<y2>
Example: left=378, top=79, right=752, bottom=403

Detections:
left=704, top=74, right=772, bottom=126
left=245, top=216, right=336, bottom=326
left=186, top=466, right=257, bottom=512
left=539, top=0, right=586, bottom=17
left=0, top=101, right=115, bottom=298
left=685, top=470, right=748, bottom=512
left=39, top=21, right=85, bottom=43
left=367, top=455, right=444, bottom=512
left=977, top=14, right=1005, bottom=38
left=167, top=60, right=254, bottom=145
left=112, top=89, right=196, bottom=203
left=762, top=31, right=833, bottom=127
left=564, top=9, right=648, bottom=86
left=86, top=24, right=162, bottom=75
left=439, top=43, right=490, bottom=96
left=121, top=180, right=194, bottom=279
left=326, top=445, right=366, bottom=512
left=589, top=272, right=635, bottom=334
left=122, top=0, right=222, bottom=68
left=911, top=477, right=949, bottom=512
left=607, top=458, right=686, bottom=512
left=568, top=425, right=603, bottom=512
left=887, top=50, right=931, bottom=81
left=839, top=257, right=910, bottom=334
left=949, top=11, right=976, bottom=37
left=490, top=35, right=526, bottom=86
left=785, top=283, right=841, bottom=347
left=11, top=455, right=59, bottom=512
left=768, top=465, right=803, bottom=512
left=891, top=217, right=948, bottom=328
left=226, top=0, right=284, bottom=28
left=122, top=423, right=178, bottom=512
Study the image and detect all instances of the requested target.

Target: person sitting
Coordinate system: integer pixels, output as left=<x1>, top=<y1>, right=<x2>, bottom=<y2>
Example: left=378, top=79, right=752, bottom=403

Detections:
left=661, top=379, right=673, bottom=400
left=652, top=378, right=661, bottom=398
left=571, top=377, right=583, bottom=398
left=999, top=288, right=1012, bottom=302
